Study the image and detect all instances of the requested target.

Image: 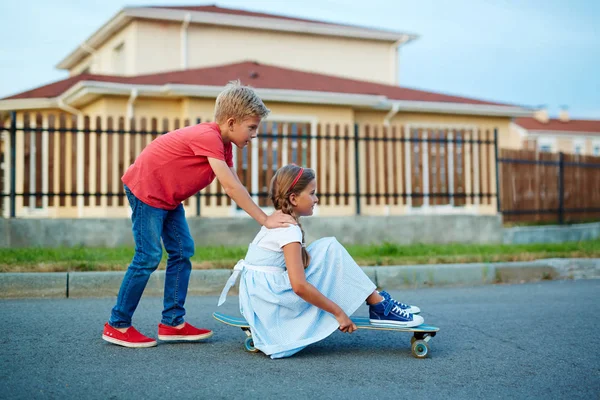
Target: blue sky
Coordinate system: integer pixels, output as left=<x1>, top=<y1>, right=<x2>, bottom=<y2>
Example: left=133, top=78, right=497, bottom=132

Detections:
left=1, top=0, right=599, bottom=118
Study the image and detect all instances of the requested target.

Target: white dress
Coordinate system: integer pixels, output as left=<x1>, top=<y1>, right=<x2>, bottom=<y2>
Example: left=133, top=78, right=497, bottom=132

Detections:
left=219, top=225, right=376, bottom=359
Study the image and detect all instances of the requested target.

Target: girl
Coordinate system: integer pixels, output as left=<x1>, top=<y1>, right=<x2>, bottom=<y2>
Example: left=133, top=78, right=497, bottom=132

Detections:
left=218, top=164, right=423, bottom=359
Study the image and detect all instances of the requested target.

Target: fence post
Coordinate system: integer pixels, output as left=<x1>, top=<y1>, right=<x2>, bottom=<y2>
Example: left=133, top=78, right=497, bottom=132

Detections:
left=9, top=111, right=16, bottom=218
left=558, top=152, right=565, bottom=224
left=354, top=123, right=361, bottom=215
left=494, top=128, right=501, bottom=213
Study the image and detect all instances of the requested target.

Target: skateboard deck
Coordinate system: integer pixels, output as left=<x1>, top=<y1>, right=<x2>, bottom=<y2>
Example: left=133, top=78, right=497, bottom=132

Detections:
left=213, top=312, right=439, bottom=358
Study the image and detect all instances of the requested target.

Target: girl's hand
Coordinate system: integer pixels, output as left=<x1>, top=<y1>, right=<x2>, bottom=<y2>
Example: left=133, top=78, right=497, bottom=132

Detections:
left=264, top=210, right=297, bottom=228
left=336, top=313, right=357, bottom=334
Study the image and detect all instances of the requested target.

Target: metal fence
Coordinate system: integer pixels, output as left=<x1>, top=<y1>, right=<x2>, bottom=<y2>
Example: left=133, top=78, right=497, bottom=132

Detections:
left=1, top=111, right=499, bottom=218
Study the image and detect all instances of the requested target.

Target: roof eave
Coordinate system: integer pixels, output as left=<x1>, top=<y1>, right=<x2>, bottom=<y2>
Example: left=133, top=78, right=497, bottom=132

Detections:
left=391, top=100, right=533, bottom=118
left=523, top=129, right=600, bottom=136
left=129, top=7, right=414, bottom=41
left=65, top=81, right=389, bottom=108
left=0, top=81, right=531, bottom=118
left=0, top=98, right=58, bottom=111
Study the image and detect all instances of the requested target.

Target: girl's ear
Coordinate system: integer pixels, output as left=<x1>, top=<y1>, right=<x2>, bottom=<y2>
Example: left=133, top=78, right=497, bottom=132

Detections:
left=289, top=193, right=298, bottom=207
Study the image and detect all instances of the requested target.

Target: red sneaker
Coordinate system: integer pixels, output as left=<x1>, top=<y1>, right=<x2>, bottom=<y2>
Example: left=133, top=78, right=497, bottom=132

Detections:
left=102, top=323, right=157, bottom=348
left=158, top=322, right=213, bottom=341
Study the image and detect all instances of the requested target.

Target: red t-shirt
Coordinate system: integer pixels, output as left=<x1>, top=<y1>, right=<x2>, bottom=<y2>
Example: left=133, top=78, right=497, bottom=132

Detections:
left=122, top=122, right=233, bottom=210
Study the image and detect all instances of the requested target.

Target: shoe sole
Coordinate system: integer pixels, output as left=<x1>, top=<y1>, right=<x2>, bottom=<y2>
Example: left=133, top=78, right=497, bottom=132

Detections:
left=369, top=319, right=422, bottom=328
left=102, top=334, right=157, bottom=348
left=158, top=331, right=214, bottom=341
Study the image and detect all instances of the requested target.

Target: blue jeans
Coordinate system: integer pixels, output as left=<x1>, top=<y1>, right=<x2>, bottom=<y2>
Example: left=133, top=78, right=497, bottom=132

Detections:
left=109, top=185, right=195, bottom=328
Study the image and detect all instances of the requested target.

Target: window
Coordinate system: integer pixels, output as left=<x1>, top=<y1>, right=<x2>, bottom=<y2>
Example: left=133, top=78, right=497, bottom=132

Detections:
left=112, top=42, right=125, bottom=75
left=593, top=143, right=600, bottom=156
left=573, top=139, right=585, bottom=155
left=537, top=137, right=555, bottom=153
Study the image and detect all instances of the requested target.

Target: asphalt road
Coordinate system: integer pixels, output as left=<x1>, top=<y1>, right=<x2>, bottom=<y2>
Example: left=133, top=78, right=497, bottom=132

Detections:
left=1, top=280, right=599, bottom=399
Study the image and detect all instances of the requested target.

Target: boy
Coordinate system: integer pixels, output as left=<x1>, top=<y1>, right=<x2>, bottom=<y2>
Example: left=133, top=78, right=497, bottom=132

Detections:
left=102, top=80, right=295, bottom=348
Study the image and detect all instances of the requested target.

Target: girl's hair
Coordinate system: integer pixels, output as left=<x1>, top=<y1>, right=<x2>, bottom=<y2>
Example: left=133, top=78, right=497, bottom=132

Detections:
left=214, top=80, right=270, bottom=124
left=269, top=164, right=316, bottom=268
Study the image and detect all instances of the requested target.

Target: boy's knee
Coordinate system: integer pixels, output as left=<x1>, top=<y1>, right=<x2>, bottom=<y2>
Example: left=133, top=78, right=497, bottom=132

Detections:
left=181, top=240, right=195, bottom=259
left=132, top=250, right=163, bottom=270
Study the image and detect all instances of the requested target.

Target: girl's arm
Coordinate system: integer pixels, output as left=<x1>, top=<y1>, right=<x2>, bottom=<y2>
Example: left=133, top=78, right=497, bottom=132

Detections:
left=283, top=242, right=357, bottom=333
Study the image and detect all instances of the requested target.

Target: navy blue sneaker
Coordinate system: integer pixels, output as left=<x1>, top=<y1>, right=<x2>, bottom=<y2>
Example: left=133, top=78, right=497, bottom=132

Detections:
left=378, top=290, right=421, bottom=314
left=369, top=299, right=424, bottom=328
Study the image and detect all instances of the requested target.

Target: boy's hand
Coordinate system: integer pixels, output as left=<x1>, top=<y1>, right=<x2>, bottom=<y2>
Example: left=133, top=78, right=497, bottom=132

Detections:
left=264, top=210, right=297, bottom=228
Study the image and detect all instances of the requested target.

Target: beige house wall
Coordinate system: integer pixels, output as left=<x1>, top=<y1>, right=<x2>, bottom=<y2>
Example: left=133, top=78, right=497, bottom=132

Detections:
left=69, top=20, right=397, bottom=84
left=70, top=22, right=138, bottom=76
left=134, top=21, right=182, bottom=75
left=557, top=138, right=573, bottom=153
left=182, top=98, right=217, bottom=122
left=80, top=96, right=356, bottom=125
left=81, top=96, right=186, bottom=121
left=517, top=132, right=600, bottom=156
left=356, top=111, right=512, bottom=145
left=556, top=137, right=592, bottom=154
left=81, top=98, right=110, bottom=116
left=266, top=103, right=354, bottom=124
left=186, top=25, right=396, bottom=84
left=510, top=119, right=600, bottom=156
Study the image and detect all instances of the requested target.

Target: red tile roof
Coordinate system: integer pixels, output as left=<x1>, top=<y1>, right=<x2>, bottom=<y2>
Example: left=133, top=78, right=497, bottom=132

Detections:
left=4, top=61, right=509, bottom=107
left=515, top=117, right=600, bottom=134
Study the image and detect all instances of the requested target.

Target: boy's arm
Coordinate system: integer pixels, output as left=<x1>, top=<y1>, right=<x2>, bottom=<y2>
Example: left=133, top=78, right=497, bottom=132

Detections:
left=208, top=158, right=296, bottom=228
left=229, top=166, right=243, bottom=185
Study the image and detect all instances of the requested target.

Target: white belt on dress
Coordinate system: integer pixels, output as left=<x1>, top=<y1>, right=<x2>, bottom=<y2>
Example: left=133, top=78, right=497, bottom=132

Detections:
left=217, top=259, right=284, bottom=306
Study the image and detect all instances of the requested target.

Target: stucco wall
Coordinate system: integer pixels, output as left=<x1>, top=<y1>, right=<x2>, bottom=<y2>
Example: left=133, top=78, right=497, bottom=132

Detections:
left=69, top=20, right=397, bottom=84
left=0, top=215, right=503, bottom=248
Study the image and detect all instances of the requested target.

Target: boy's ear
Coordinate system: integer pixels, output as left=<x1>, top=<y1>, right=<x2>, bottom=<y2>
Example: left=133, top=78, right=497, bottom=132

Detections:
left=227, top=117, right=236, bottom=130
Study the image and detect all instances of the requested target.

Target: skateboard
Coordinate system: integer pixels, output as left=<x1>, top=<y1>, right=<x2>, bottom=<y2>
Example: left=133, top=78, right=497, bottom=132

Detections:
left=213, top=312, right=440, bottom=359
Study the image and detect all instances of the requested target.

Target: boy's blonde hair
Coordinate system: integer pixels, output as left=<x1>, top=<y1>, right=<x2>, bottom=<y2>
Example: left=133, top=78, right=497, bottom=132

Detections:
left=214, top=80, right=270, bottom=124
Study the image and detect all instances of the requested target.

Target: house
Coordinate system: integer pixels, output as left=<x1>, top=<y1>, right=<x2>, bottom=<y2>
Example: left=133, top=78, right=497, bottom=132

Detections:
left=0, top=4, right=532, bottom=218
left=513, top=109, right=600, bottom=155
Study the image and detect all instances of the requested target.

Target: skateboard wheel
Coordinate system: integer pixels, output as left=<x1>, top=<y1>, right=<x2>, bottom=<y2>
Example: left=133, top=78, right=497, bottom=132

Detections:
left=411, top=336, right=416, bottom=345
left=244, top=336, right=259, bottom=353
left=411, top=340, right=429, bottom=359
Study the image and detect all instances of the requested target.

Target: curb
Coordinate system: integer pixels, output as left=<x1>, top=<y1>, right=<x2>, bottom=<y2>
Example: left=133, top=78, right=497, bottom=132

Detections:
left=1, top=258, right=599, bottom=299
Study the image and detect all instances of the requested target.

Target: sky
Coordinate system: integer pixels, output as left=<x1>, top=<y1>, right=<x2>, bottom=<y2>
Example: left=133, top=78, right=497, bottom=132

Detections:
left=1, top=0, right=599, bottom=118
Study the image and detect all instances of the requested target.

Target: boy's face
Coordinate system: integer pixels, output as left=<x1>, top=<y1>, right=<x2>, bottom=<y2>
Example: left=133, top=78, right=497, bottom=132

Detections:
left=227, top=116, right=261, bottom=148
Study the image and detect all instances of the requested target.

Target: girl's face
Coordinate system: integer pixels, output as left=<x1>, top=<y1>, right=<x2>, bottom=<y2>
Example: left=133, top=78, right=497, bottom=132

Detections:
left=290, top=179, right=319, bottom=217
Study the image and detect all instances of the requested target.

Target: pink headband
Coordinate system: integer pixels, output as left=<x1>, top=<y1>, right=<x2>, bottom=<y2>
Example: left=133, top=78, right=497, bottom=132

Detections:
left=288, top=167, right=304, bottom=193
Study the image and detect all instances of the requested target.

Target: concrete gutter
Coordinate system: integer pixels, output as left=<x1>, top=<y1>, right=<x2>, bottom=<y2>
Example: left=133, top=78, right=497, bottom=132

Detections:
left=1, top=258, right=599, bottom=299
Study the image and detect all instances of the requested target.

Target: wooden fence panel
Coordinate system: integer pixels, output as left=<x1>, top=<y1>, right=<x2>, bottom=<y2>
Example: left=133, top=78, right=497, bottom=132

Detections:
left=497, top=149, right=600, bottom=224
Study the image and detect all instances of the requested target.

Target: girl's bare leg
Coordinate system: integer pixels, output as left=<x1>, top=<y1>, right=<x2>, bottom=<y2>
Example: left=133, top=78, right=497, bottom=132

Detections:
left=365, top=290, right=384, bottom=305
